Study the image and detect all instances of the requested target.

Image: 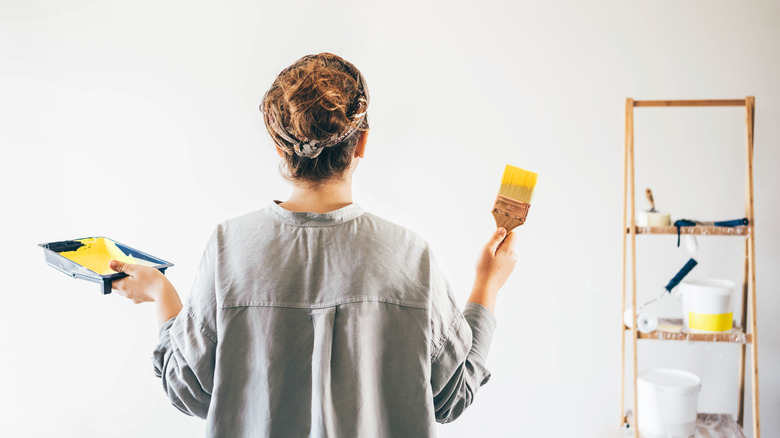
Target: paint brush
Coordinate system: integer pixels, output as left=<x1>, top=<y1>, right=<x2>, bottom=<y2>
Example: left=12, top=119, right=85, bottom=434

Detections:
left=491, top=164, right=538, bottom=232
left=645, top=188, right=657, bottom=212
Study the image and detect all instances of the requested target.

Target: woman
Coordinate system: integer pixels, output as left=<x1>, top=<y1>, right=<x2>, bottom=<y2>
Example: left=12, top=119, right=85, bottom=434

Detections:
left=110, top=53, right=518, bottom=437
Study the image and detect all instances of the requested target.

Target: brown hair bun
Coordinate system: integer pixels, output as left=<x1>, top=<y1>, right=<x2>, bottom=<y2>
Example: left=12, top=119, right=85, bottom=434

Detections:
left=261, top=53, right=369, bottom=182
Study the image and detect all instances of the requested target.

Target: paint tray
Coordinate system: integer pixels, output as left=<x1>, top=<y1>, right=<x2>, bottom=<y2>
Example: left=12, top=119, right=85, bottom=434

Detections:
left=39, top=237, right=173, bottom=295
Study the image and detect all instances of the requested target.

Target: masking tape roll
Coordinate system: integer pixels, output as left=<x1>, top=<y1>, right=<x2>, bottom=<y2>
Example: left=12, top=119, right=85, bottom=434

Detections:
left=688, top=312, right=733, bottom=332
left=637, top=211, right=671, bottom=227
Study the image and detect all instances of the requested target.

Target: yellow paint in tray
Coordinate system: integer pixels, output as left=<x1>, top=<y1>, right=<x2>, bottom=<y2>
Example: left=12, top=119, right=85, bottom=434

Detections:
left=57, top=237, right=157, bottom=275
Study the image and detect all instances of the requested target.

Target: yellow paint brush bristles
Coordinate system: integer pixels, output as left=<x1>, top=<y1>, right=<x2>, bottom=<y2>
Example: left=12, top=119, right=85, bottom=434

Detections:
left=492, top=164, right=538, bottom=232
left=499, top=165, right=538, bottom=204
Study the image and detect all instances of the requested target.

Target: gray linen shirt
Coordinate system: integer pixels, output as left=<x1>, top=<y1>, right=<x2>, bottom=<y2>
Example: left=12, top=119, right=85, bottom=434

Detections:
left=153, top=202, right=497, bottom=437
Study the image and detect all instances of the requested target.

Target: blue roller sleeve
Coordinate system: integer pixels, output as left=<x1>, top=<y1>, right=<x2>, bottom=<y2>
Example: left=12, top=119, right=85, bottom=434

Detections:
left=714, top=218, right=749, bottom=227
left=664, top=258, right=698, bottom=292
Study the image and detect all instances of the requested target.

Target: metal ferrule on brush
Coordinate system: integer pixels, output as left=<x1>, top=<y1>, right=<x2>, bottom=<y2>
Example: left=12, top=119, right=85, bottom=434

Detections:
left=492, top=194, right=531, bottom=226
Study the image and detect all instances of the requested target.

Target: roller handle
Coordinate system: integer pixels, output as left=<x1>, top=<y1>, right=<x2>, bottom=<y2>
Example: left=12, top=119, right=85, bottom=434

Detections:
left=714, top=218, right=749, bottom=227
left=664, top=258, right=698, bottom=292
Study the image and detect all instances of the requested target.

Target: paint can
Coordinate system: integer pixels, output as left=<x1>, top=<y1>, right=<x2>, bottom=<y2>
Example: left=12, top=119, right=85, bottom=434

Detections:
left=680, top=278, right=735, bottom=333
left=637, top=369, right=701, bottom=438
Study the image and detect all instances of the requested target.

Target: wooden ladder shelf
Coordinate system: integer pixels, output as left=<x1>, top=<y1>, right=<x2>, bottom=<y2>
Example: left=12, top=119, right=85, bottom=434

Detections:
left=620, top=97, right=760, bottom=438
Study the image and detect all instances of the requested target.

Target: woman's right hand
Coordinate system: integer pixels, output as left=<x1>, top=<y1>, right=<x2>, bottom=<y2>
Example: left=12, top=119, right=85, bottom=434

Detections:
left=468, top=228, right=519, bottom=312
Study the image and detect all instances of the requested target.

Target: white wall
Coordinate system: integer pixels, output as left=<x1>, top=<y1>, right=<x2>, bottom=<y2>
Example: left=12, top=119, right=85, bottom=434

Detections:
left=1, top=1, right=777, bottom=436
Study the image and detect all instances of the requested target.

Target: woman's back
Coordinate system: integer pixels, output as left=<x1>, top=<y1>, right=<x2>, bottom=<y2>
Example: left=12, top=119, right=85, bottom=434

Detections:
left=155, top=203, right=496, bottom=437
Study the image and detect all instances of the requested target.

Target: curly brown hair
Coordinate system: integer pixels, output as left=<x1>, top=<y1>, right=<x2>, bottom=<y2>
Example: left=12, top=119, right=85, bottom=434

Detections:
left=260, top=53, right=370, bottom=183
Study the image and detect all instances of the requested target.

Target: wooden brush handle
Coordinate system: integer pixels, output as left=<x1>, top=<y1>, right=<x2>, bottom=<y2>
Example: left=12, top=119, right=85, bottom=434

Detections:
left=645, top=188, right=656, bottom=211
left=492, top=194, right=530, bottom=232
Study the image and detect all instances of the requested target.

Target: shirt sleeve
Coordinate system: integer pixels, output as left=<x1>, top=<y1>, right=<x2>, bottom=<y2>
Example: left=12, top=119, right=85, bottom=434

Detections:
left=428, top=257, right=498, bottom=424
left=152, top=227, right=220, bottom=419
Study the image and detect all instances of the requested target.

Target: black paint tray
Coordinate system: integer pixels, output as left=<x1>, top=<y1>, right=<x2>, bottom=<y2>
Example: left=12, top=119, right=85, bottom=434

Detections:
left=39, top=237, right=174, bottom=295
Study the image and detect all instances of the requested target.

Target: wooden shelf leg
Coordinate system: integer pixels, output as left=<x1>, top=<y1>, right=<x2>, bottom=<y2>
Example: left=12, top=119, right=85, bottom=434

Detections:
left=745, top=96, right=760, bottom=438
left=620, top=98, right=632, bottom=427
left=627, top=98, right=639, bottom=438
left=737, top=238, right=748, bottom=427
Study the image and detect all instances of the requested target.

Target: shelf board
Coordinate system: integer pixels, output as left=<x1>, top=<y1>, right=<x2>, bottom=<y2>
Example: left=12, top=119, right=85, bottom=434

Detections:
left=633, top=99, right=747, bottom=107
left=626, top=225, right=750, bottom=236
left=625, top=318, right=751, bottom=344
left=624, top=411, right=745, bottom=438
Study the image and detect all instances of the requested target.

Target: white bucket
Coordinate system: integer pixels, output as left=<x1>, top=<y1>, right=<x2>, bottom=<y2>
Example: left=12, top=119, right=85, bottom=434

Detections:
left=638, top=369, right=701, bottom=438
left=679, top=278, right=735, bottom=333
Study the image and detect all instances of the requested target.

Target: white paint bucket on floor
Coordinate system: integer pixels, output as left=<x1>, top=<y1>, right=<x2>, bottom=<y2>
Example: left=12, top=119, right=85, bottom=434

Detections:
left=680, top=278, right=735, bottom=333
left=638, top=369, right=701, bottom=438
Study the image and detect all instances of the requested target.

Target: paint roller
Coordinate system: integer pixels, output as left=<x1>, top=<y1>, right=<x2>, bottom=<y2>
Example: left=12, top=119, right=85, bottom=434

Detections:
left=624, top=258, right=698, bottom=333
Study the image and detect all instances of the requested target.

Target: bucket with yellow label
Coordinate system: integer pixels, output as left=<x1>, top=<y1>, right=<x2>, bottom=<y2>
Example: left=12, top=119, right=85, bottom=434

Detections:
left=680, top=278, right=735, bottom=333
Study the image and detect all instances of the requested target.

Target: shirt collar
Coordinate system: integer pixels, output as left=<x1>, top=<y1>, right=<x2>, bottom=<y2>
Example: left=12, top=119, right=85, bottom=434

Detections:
left=267, top=201, right=366, bottom=227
